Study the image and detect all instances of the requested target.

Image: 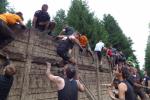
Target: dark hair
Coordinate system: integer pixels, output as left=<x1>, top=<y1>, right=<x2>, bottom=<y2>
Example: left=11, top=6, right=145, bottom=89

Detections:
left=65, top=64, right=76, bottom=79
left=16, top=12, right=24, bottom=21
left=121, top=66, right=131, bottom=79
left=42, top=4, right=48, bottom=11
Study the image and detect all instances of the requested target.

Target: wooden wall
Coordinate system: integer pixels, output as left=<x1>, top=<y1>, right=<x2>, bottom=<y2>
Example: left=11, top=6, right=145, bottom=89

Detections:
left=0, top=29, right=112, bottom=100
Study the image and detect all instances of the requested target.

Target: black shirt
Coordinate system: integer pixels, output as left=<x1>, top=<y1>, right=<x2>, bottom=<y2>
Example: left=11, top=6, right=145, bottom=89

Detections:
left=0, top=75, right=14, bottom=100
left=57, top=36, right=74, bottom=52
left=58, top=78, right=78, bottom=100
left=34, top=10, right=50, bottom=30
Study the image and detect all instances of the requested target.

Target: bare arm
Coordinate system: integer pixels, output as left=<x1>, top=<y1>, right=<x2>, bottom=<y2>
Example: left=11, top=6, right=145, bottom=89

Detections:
left=71, top=37, right=83, bottom=50
left=118, top=83, right=127, bottom=100
left=46, top=62, right=63, bottom=84
left=76, top=80, right=85, bottom=92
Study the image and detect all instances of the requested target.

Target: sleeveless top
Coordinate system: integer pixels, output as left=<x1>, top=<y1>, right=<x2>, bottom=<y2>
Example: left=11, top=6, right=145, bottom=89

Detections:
left=58, top=78, right=78, bottom=100
left=120, top=80, right=136, bottom=100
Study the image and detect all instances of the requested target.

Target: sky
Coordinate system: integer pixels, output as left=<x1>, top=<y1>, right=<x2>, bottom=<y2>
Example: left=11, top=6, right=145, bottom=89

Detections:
left=8, top=0, right=150, bottom=68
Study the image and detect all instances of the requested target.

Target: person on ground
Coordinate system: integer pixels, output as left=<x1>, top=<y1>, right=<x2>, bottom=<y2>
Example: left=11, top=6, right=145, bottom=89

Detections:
left=0, top=62, right=16, bottom=100
left=131, top=67, right=147, bottom=100
left=114, top=66, right=136, bottom=100
left=0, top=12, right=25, bottom=50
left=143, top=71, right=150, bottom=98
left=46, top=62, right=85, bottom=100
left=32, top=4, right=55, bottom=35
left=94, top=40, right=105, bottom=65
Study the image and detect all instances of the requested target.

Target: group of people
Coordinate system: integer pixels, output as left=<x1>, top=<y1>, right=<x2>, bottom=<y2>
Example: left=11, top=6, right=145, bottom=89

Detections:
left=0, top=3, right=150, bottom=100
left=0, top=4, right=86, bottom=100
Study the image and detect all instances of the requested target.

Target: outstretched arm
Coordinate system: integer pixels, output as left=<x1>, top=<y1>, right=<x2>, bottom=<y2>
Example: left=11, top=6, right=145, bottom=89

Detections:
left=46, top=62, right=63, bottom=84
left=70, top=37, right=83, bottom=51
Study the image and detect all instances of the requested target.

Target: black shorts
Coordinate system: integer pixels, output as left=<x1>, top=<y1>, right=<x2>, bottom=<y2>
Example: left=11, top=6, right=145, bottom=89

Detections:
left=57, top=48, right=70, bottom=62
left=95, top=51, right=102, bottom=61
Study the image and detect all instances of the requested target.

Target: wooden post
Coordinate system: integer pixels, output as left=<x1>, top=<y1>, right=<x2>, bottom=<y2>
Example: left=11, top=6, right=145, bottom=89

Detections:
left=20, top=29, right=35, bottom=100
left=95, top=53, right=101, bottom=100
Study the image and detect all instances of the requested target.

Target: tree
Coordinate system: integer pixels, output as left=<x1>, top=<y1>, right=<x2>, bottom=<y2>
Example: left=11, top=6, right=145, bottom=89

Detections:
left=67, top=0, right=109, bottom=49
left=0, top=0, right=8, bottom=13
left=145, top=34, right=150, bottom=75
left=26, top=19, right=32, bottom=28
left=53, top=9, right=67, bottom=35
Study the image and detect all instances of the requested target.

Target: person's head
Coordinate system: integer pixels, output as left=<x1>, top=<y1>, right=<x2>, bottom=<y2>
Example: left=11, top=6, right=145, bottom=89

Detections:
left=16, top=12, right=24, bottom=21
left=114, top=66, right=129, bottom=79
left=73, top=31, right=80, bottom=39
left=41, top=4, right=48, bottom=12
left=3, top=64, right=16, bottom=76
left=99, top=40, right=102, bottom=42
left=64, top=64, right=76, bottom=79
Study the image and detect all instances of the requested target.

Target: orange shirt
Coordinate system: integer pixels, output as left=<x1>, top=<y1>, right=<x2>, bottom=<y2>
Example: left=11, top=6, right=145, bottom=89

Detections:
left=0, top=13, right=22, bottom=25
left=79, top=35, right=88, bottom=48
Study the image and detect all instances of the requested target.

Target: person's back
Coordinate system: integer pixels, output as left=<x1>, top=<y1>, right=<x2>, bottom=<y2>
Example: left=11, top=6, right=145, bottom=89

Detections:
left=46, top=63, right=85, bottom=100
left=120, top=80, right=136, bottom=100
left=58, top=78, right=78, bottom=100
left=0, top=75, right=13, bottom=100
left=79, top=34, right=88, bottom=48
left=57, top=36, right=74, bottom=52
left=94, top=41, right=104, bottom=51
left=0, top=13, right=23, bottom=25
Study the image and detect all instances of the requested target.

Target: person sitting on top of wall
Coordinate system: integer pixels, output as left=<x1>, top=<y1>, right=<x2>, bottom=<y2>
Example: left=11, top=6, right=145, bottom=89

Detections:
left=0, top=12, right=26, bottom=50
left=32, top=4, right=56, bottom=35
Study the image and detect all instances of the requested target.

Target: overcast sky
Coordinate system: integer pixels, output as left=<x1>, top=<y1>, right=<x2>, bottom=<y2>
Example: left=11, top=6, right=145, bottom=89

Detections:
left=8, top=0, right=150, bottom=68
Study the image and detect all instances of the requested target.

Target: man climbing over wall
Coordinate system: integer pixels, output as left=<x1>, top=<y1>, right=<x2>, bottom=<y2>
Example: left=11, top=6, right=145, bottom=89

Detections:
left=0, top=12, right=25, bottom=50
left=32, top=4, right=56, bottom=35
left=94, top=40, right=105, bottom=65
left=0, top=62, right=16, bottom=100
left=46, top=62, right=85, bottom=100
left=54, top=32, right=83, bottom=67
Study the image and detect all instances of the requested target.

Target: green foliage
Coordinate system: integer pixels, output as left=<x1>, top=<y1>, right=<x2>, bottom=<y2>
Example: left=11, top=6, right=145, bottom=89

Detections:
left=53, top=0, right=138, bottom=67
left=66, top=0, right=109, bottom=49
left=145, top=35, right=150, bottom=76
left=0, top=0, right=8, bottom=13
left=53, top=9, right=67, bottom=35
left=26, top=19, right=32, bottom=28
left=0, top=0, right=15, bottom=13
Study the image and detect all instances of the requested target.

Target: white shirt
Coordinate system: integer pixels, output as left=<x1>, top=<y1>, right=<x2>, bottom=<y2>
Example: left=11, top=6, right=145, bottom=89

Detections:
left=94, top=41, right=104, bottom=51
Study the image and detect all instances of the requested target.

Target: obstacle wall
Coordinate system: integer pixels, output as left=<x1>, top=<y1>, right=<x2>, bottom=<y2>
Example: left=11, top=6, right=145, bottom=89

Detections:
left=0, top=29, right=112, bottom=100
